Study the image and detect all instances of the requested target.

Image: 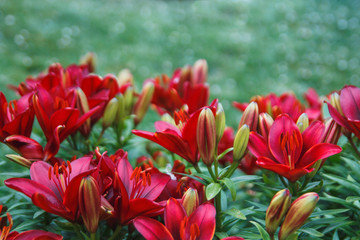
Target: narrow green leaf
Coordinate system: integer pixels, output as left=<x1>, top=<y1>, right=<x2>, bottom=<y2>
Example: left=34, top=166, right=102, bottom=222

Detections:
left=322, top=174, right=360, bottom=195
left=193, top=173, right=213, bottom=184
left=215, top=232, right=229, bottom=239
left=222, top=178, right=237, bottom=201
left=332, top=230, right=339, bottom=240
left=299, top=228, right=324, bottom=237
left=250, top=221, right=271, bottom=240
left=232, top=175, right=262, bottom=183
left=33, top=210, right=46, bottom=219
left=206, top=183, right=222, bottom=200
left=311, top=208, right=349, bottom=217
left=346, top=196, right=360, bottom=202
left=223, top=208, right=247, bottom=220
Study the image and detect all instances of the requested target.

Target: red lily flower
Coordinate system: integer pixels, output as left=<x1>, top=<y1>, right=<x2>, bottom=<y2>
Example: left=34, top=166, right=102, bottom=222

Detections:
left=248, top=114, right=342, bottom=182
left=327, top=85, right=360, bottom=139
left=112, top=155, right=171, bottom=225
left=5, top=156, right=94, bottom=222
left=0, top=93, right=34, bottom=142
left=150, top=60, right=209, bottom=116
left=133, top=198, right=216, bottom=240
left=132, top=101, right=217, bottom=165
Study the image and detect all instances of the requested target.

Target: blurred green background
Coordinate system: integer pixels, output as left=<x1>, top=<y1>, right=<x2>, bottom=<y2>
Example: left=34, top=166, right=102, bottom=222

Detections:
left=0, top=0, right=358, bottom=127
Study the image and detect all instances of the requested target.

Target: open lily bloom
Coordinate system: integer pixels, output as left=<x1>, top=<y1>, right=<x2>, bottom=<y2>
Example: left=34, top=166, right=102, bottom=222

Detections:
left=5, top=157, right=94, bottom=222
left=248, top=114, right=342, bottom=182
left=327, top=85, right=360, bottom=139
left=134, top=198, right=216, bottom=240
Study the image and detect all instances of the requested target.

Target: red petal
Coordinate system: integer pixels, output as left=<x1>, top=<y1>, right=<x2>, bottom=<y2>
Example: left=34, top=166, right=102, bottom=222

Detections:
left=327, top=102, right=351, bottom=129
left=4, top=135, right=44, bottom=160
left=301, top=121, right=324, bottom=153
left=340, top=86, right=360, bottom=120
left=122, top=198, right=164, bottom=225
left=13, top=230, right=63, bottom=240
left=155, top=121, right=181, bottom=135
left=117, top=154, right=134, bottom=197
left=139, top=173, right=170, bottom=200
left=268, top=114, right=303, bottom=164
left=164, top=198, right=186, bottom=240
left=134, top=216, right=174, bottom=240
left=297, top=143, right=342, bottom=168
left=256, top=157, right=310, bottom=182
left=186, top=202, right=216, bottom=240
left=32, top=193, right=72, bottom=221
left=248, top=132, right=273, bottom=160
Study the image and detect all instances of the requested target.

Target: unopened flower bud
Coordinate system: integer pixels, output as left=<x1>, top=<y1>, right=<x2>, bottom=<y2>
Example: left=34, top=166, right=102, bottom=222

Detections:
left=182, top=188, right=199, bottom=216
left=322, top=118, right=341, bottom=145
left=330, top=92, right=344, bottom=116
left=259, top=113, right=273, bottom=139
left=5, top=154, right=32, bottom=168
left=279, top=192, right=319, bottom=240
left=296, top=113, right=309, bottom=133
left=117, top=69, right=133, bottom=86
left=265, top=189, right=291, bottom=237
left=123, top=86, right=134, bottom=115
left=115, top=94, right=125, bottom=122
left=133, top=82, right=155, bottom=126
left=103, top=98, right=118, bottom=129
left=79, top=176, right=101, bottom=233
left=239, top=102, right=259, bottom=131
left=80, top=52, right=96, bottom=72
left=216, top=103, right=226, bottom=143
left=192, top=59, right=208, bottom=84
left=233, top=124, right=250, bottom=161
left=197, top=108, right=216, bottom=166
left=75, top=87, right=91, bottom=136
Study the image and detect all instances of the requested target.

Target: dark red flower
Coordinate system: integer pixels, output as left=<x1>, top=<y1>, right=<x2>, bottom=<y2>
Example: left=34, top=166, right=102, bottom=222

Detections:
left=248, top=114, right=342, bottom=182
left=327, top=85, right=360, bottom=139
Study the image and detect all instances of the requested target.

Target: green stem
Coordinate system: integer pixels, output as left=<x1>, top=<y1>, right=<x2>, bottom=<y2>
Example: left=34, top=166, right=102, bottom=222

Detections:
left=90, top=233, right=96, bottom=240
left=348, top=135, right=360, bottom=158
left=194, top=164, right=202, bottom=173
left=207, top=165, right=217, bottom=181
left=109, top=225, right=122, bottom=240
left=73, top=224, right=84, bottom=240
left=298, top=177, right=310, bottom=193
left=219, top=159, right=239, bottom=179
left=279, top=176, right=288, bottom=188
left=215, top=192, right=222, bottom=231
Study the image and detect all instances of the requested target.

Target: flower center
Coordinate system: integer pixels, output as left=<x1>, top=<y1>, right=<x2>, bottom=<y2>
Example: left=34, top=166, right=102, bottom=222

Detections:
left=48, top=161, right=72, bottom=199
left=129, top=167, right=152, bottom=199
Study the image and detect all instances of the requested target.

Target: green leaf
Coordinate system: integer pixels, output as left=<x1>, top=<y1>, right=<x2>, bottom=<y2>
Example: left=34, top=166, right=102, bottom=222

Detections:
left=299, top=228, right=324, bottom=237
left=346, top=196, right=360, bottom=202
left=250, top=221, right=271, bottom=240
left=206, top=183, right=222, bottom=200
left=232, top=175, right=262, bottom=183
left=33, top=210, right=46, bottom=219
left=223, top=208, right=247, bottom=220
left=193, top=173, right=213, bottom=184
left=322, top=174, right=360, bottom=195
left=332, top=230, right=339, bottom=240
left=222, top=178, right=237, bottom=201
left=311, top=208, right=349, bottom=217
left=215, top=232, right=229, bottom=239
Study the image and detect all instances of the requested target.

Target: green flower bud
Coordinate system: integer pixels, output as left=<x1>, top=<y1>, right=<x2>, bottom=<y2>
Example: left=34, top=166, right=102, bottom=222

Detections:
left=233, top=124, right=250, bottom=161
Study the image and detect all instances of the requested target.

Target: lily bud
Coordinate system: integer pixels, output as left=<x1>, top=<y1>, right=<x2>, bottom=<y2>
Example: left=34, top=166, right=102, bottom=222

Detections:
left=75, top=87, right=91, bottom=136
left=239, top=102, right=259, bottom=131
left=279, top=192, right=319, bottom=240
left=80, top=52, right=96, bottom=72
left=265, top=189, right=291, bottom=237
left=117, top=69, right=133, bottom=86
left=182, top=188, right=199, bottom=216
left=115, top=94, right=125, bottom=122
left=102, top=98, right=118, bottom=129
left=259, top=113, right=273, bottom=139
left=330, top=92, right=344, bottom=116
left=133, top=82, right=155, bottom=126
left=5, top=154, right=32, bottom=168
left=193, top=59, right=208, bottom=84
left=123, top=86, right=134, bottom=115
left=322, top=118, right=342, bottom=145
left=215, top=103, right=226, bottom=143
left=197, top=108, right=216, bottom=166
left=233, top=124, right=250, bottom=161
left=296, top=113, right=309, bottom=133
left=79, top=176, right=101, bottom=233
